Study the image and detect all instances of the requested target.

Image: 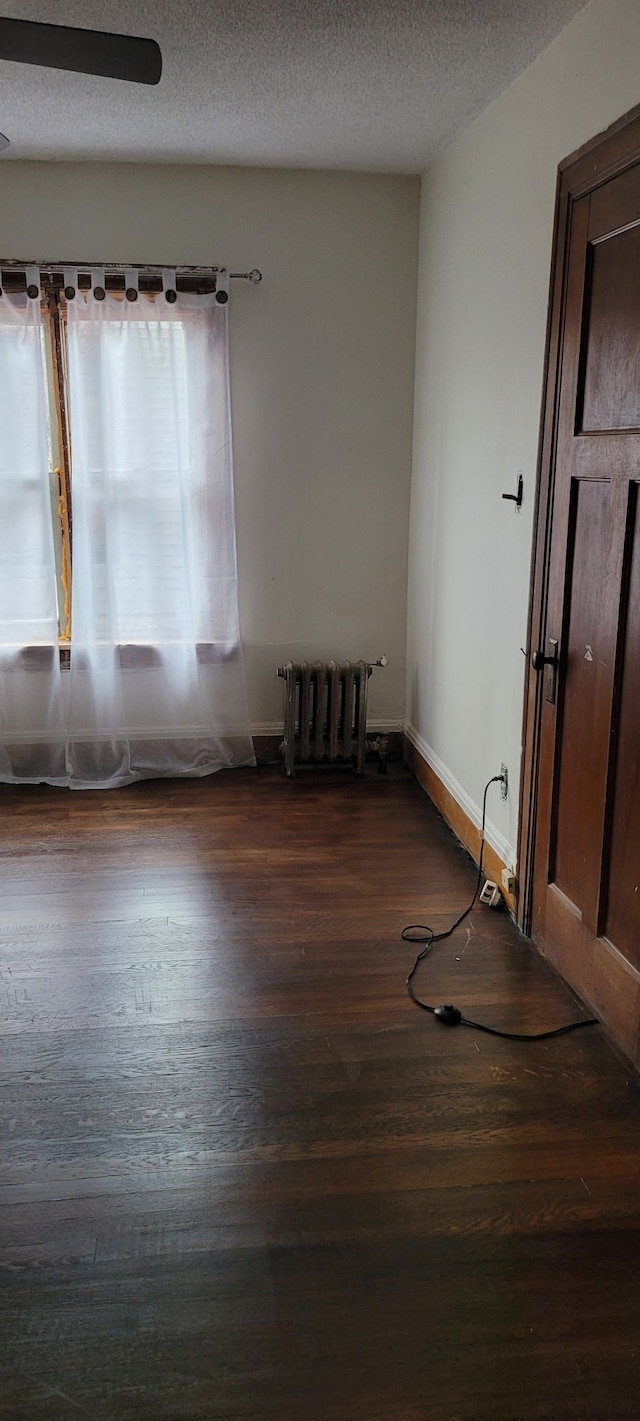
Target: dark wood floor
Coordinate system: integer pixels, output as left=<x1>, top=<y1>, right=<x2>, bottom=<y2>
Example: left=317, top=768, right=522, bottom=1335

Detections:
left=1, top=766, right=639, bottom=1420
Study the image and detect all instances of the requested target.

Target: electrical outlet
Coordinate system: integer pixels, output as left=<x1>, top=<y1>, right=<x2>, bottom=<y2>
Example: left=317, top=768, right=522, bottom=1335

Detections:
left=500, top=763, right=508, bottom=800
left=501, top=868, right=517, bottom=896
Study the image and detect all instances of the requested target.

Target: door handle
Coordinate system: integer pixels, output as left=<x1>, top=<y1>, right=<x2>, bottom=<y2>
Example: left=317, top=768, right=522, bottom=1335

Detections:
left=532, top=638, right=559, bottom=704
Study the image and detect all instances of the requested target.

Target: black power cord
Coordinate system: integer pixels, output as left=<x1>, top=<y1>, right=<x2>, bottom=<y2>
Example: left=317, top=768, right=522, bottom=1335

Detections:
left=403, top=774, right=598, bottom=1042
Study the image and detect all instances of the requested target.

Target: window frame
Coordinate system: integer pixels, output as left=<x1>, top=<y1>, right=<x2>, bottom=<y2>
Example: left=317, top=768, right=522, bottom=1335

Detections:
left=41, top=289, right=73, bottom=646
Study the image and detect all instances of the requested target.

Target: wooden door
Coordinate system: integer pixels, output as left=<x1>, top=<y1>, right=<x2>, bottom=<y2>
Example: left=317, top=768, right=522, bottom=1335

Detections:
left=524, top=117, right=640, bottom=1066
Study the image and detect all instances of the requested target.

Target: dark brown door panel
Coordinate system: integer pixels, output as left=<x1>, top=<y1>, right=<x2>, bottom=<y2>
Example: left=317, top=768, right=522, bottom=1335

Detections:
left=522, top=111, right=640, bottom=1067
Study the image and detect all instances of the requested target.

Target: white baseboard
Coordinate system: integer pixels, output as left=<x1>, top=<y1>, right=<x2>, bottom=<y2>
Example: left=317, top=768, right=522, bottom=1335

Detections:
left=403, top=722, right=515, bottom=870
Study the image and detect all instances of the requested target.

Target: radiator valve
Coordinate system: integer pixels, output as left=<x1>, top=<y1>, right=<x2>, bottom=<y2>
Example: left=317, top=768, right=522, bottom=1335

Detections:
left=366, top=733, right=389, bottom=774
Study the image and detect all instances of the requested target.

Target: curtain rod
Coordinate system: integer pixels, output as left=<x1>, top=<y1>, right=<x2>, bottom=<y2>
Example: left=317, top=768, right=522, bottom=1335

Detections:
left=0, top=260, right=262, bottom=285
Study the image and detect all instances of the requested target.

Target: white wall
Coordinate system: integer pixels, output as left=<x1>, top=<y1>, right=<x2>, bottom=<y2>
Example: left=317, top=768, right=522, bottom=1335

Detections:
left=407, top=0, right=640, bottom=868
left=0, top=163, right=419, bottom=731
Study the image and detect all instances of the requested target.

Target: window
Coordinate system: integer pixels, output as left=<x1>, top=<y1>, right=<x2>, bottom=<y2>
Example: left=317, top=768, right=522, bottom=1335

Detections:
left=5, top=266, right=235, bottom=650
left=38, top=284, right=208, bottom=648
left=0, top=264, right=254, bottom=788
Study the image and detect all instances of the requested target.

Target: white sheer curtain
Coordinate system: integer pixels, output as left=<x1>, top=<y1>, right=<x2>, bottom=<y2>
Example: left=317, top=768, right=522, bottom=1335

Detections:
left=64, top=286, right=254, bottom=787
left=0, top=290, right=67, bottom=783
left=0, top=279, right=254, bottom=788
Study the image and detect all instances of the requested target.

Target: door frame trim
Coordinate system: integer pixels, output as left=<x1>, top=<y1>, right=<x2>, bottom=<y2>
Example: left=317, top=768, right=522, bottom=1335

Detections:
left=518, top=100, right=640, bottom=936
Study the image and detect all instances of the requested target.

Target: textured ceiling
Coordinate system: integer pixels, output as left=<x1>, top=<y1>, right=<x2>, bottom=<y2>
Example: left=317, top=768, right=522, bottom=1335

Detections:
left=0, top=0, right=589, bottom=170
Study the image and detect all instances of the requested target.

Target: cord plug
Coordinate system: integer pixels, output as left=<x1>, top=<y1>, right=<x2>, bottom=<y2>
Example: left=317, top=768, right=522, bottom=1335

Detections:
left=434, top=1003, right=462, bottom=1026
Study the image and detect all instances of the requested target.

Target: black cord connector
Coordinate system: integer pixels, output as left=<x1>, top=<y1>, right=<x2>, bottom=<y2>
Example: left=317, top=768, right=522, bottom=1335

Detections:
left=434, top=1004, right=462, bottom=1026
left=403, top=774, right=598, bottom=1043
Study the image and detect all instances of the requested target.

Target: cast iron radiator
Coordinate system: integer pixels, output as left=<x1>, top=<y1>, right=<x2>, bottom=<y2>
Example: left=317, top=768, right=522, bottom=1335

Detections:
left=277, top=657, right=386, bottom=777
